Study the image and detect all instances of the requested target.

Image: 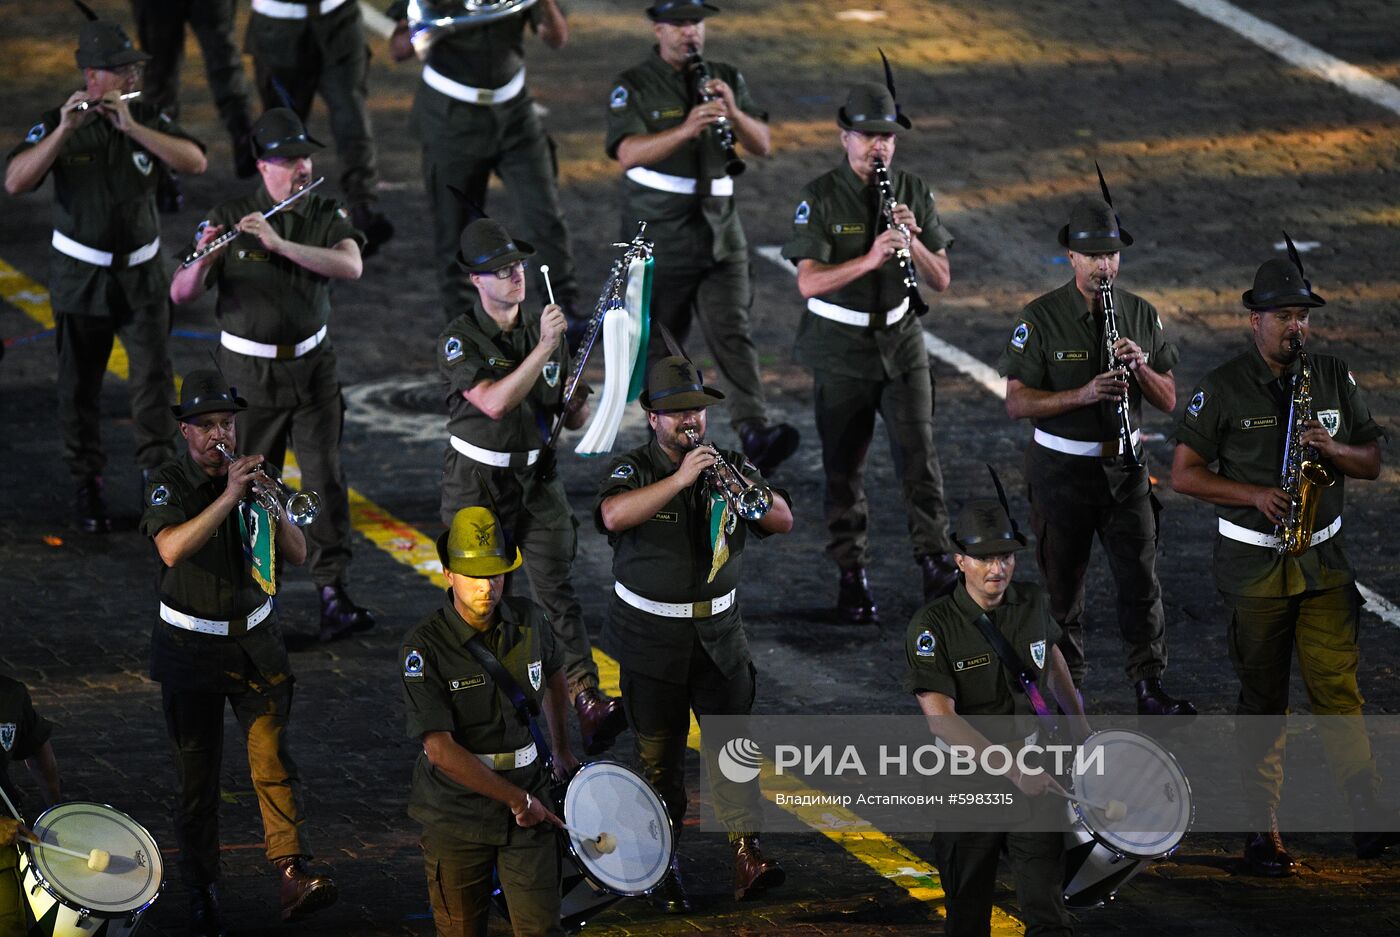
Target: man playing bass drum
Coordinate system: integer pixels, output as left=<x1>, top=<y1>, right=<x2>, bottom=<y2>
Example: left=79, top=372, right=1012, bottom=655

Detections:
left=1172, top=248, right=1396, bottom=876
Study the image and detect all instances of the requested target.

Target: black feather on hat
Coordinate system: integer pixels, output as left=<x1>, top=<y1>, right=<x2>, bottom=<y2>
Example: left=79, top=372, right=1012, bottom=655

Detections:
left=1241, top=230, right=1327, bottom=310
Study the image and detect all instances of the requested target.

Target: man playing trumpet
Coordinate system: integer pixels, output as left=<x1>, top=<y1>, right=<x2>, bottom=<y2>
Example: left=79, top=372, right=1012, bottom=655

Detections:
left=5, top=11, right=207, bottom=534
left=595, top=356, right=793, bottom=912
left=170, top=107, right=375, bottom=643
left=141, top=370, right=337, bottom=935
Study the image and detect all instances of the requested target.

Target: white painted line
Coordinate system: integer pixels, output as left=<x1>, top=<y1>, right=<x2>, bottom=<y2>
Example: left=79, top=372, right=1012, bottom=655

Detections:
left=359, top=1, right=396, bottom=39
left=1358, top=583, right=1400, bottom=630
left=1173, top=0, right=1400, bottom=117
left=756, top=246, right=1400, bottom=625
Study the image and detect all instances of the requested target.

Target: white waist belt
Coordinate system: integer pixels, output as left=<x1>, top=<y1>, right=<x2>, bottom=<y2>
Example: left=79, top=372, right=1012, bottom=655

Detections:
left=52, top=230, right=160, bottom=269
left=624, top=166, right=734, bottom=197
left=422, top=64, right=526, bottom=105
left=614, top=581, right=735, bottom=619
left=251, top=0, right=349, bottom=18
left=807, top=296, right=909, bottom=328
left=474, top=742, right=538, bottom=771
left=160, top=598, right=272, bottom=637
left=220, top=324, right=327, bottom=360
left=1034, top=427, right=1141, bottom=458
left=450, top=435, right=540, bottom=469
left=1217, top=515, right=1341, bottom=550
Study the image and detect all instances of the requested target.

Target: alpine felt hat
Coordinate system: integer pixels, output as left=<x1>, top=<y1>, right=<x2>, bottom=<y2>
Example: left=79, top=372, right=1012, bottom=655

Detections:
left=640, top=356, right=725, bottom=412
left=1057, top=198, right=1133, bottom=253
left=171, top=369, right=247, bottom=420
left=76, top=20, right=150, bottom=70
left=436, top=506, right=523, bottom=578
left=837, top=82, right=910, bottom=133
left=646, top=0, right=720, bottom=22
left=456, top=218, right=535, bottom=274
left=252, top=108, right=324, bottom=160
left=951, top=500, right=1029, bottom=558
left=1242, top=257, right=1326, bottom=310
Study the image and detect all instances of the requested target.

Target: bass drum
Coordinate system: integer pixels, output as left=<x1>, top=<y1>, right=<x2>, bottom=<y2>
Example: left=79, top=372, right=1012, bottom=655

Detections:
left=1062, top=729, right=1193, bottom=908
left=493, top=760, right=674, bottom=932
left=20, top=801, right=163, bottom=937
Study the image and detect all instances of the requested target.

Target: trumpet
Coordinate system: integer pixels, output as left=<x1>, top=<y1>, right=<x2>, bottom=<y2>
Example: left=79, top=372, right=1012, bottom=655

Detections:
left=686, top=46, right=745, bottom=177
left=74, top=91, right=141, bottom=112
left=684, top=429, right=772, bottom=532
left=405, top=0, right=539, bottom=60
left=1098, top=279, right=1141, bottom=469
left=181, top=177, right=324, bottom=268
left=215, top=443, right=321, bottom=527
left=871, top=156, right=928, bottom=316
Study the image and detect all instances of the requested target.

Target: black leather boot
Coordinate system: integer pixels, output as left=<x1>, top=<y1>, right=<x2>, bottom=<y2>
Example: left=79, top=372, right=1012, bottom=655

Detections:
left=1241, top=808, right=1294, bottom=877
left=738, top=420, right=800, bottom=476
left=190, top=883, right=228, bottom=937
left=319, top=584, right=376, bottom=641
left=1134, top=677, right=1197, bottom=717
left=649, top=854, right=693, bottom=914
left=76, top=477, right=112, bottom=534
left=837, top=567, right=878, bottom=624
left=275, top=855, right=338, bottom=921
left=916, top=552, right=959, bottom=602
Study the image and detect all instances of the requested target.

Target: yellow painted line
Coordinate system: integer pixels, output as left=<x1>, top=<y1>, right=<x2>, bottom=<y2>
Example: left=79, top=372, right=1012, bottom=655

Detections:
left=0, top=257, right=130, bottom=379
left=2, top=243, right=1015, bottom=927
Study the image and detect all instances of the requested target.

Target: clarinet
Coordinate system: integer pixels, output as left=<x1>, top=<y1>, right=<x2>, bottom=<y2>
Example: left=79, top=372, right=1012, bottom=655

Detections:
left=1098, top=279, right=1142, bottom=469
left=871, top=157, right=929, bottom=317
left=686, top=47, right=745, bottom=177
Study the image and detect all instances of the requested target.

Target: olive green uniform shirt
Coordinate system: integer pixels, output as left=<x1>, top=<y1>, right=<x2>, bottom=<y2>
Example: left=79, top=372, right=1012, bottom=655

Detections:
left=7, top=103, right=203, bottom=316
left=0, top=677, right=52, bottom=827
left=903, top=582, right=1061, bottom=744
left=782, top=162, right=953, bottom=379
left=198, top=186, right=365, bottom=345
left=605, top=50, right=764, bottom=261
left=140, top=452, right=292, bottom=692
left=997, top=279, right=1180, bottom=499
left=1173, top=344, right=1383, bottom=597
left=594, top=439, right=784, bottom=681
left=401, top=593, right=562, bottom=844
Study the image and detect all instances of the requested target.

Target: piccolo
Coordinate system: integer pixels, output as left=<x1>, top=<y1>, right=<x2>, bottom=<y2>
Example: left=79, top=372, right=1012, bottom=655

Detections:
left=74, top=91, right=141, bottom=112
left=180, top=176, right=325, bottom=269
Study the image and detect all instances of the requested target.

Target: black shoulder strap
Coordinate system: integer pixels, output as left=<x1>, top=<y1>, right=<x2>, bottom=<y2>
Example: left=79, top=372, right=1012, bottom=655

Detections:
left=970, top=613, right=1052, bottom=718
left=463, top=635, right=554, bottom=768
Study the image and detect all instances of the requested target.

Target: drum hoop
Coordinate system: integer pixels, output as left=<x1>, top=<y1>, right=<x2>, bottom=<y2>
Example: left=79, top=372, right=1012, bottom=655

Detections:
left=1073, top=729, right=1195, bottom=859
left=29, top=800, right=164, bottom=915
left=562, top=760, right=676, bottom=898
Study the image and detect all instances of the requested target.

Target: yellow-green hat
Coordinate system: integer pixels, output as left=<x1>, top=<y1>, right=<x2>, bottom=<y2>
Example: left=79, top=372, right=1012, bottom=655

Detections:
left=437, top=506, right=522, bottom=577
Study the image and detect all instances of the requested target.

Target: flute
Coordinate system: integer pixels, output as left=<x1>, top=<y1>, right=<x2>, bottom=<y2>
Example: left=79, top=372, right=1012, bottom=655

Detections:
left=74, top=91, right=141, bottom=112
left=181, top=177, right=324, bottom=269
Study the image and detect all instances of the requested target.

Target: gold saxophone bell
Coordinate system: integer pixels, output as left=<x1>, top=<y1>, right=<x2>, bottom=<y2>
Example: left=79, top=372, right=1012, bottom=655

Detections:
left=684, top=430, right=772, bottom=529
left=215, top=443, right=321, bottom=527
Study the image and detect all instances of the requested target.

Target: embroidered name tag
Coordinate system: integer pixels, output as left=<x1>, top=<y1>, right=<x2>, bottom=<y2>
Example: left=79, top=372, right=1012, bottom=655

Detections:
left=650, top=510, right=678, bottom=523
left=1240, top=416, right=1277, bottom=430
left=651, top=107, right=684, bottom=120
left=1054, top=350, right=1089, bottom=362
left=61, top=154, right=95, bottom=164
left=487, top=356, right=516, bottom=369
left=237, top=250, right=270, bottom=262
left=954, top=653, right=991, bottom=671
left=450, top=675, right=486, bottom=692
left=831, top=223, right=866, bottom=235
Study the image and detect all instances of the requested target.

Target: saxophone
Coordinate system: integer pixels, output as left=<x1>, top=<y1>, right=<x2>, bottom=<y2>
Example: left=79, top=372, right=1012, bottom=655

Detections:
left=1274, top=336, right=1336, bottom=556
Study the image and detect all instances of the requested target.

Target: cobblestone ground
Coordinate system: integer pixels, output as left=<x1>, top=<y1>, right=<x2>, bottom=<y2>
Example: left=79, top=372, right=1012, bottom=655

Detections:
left=1, top=1, right=1398, bottom=935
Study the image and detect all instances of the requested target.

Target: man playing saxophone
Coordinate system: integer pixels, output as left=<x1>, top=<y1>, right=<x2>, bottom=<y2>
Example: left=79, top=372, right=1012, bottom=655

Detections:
left=1172, top=247, right=1395, bottom=877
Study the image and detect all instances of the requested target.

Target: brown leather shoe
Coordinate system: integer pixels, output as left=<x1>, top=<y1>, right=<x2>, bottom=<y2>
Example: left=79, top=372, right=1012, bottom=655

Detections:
left=732, top=835, right=785, bottom=901
left=917, top=553, right=959, bottom=602
left=837, top=567, right=878, bottom=624
left=575, top=687, right=627, bottom=755
left=275, top=856, right=338, bottom=921
left=1241, top=809, right=1294, bottom=877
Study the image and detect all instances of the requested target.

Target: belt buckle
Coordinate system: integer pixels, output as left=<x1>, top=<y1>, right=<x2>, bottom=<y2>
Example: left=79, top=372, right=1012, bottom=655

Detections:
left=475, top=88, right=493, bottom=105
left=493, top=752, right=513, bottom=770
left=227, top=615, right=248, bottom=638
left=693, top=599, right=712, bottom=618
left=277, top=343, right=296, bottom=360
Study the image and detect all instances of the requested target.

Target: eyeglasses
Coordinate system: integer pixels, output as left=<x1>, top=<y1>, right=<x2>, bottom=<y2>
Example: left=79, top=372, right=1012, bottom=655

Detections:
left=492, top=260, right=528, bottom=280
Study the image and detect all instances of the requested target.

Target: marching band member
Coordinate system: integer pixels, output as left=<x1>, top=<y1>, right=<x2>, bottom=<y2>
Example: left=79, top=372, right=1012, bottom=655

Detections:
left=438, top=217, right=625, bottom=755
left=4, top=11, right=206, bottom=534
left=595, top=356, right=792, bottom=912
left=1171, top=249, right=1396, bottom=875
left=170, top=108, right=375, bottom=643
left=245, top=0, right=393, bottom=255
left=996, top=179, right=1194, bottom=718
left=141, top=370, right=337, bottom=935
left=905, top=490, right=1085, bottom=937
left=0, top=674, right=61, bottom=937
left=388, top=0, right=578, bottom=327
left=401, top=506, right=576, bottom=937
left=781, top=74, right=956, bottom=625
left=605, top=0, right=798, bottom=475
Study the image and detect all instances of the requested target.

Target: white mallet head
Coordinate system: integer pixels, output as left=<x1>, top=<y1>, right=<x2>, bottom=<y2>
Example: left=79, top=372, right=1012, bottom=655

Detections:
left=593, top=832, right=617, bottom=855
left=86, top=849, right=110, bottom=872
left=1103, top=800, right=1127, bottom=822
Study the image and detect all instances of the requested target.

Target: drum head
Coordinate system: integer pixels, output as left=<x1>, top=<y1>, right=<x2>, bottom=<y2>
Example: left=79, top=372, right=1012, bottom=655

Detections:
left=562, top=762, right=673, bottom=897
left=1072, top=729, right=1193, bottom=859
left=31, top=802, right=163, bottom=914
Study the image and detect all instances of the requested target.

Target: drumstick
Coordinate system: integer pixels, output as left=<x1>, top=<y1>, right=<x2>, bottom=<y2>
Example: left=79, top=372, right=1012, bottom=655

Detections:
left=560, top=823, right=617, bottom=855
left=22, top=836, right=112, bottom=872
left=1046, top=787, right=1127, bottom=822
left=540, top=265, right=557, bottom=306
